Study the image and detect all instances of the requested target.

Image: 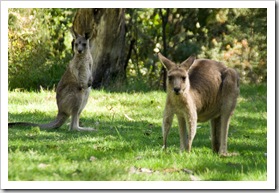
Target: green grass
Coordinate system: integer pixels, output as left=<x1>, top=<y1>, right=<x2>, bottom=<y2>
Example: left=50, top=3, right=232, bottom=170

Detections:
left=8, top=84, right=267, bottom=181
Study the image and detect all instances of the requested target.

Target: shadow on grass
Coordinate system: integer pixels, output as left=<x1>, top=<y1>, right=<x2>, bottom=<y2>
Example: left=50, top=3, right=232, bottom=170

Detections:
left=8, top=109, right=266, bottom=154
left=9, top=115, right=267, bottom=182
left=8, top=83, right=267, bottom=181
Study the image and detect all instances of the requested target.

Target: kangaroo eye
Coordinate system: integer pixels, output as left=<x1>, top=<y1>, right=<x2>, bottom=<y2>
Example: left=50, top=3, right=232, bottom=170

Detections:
left=168, top=76, right=173, bottom=81
left=82, top=43, right=86, bottom=47
left=181, top=76, right=186, bottom=81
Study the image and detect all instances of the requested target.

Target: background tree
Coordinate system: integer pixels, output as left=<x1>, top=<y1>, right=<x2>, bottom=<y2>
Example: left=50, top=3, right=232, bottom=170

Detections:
left=8, top=8, right=267, bottom=91
left=124, top=8, right=267, bottom=90
left=72, top=8, right=126, bottom=88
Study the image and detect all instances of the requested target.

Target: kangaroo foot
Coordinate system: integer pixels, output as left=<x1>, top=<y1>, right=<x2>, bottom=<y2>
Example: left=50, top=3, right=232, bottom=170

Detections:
left=73, top=127, right=97, bottom=132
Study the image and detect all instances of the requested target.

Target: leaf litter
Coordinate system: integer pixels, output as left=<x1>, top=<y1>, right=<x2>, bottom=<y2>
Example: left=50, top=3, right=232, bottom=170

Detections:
left=129, top=166, right=201, bottom=181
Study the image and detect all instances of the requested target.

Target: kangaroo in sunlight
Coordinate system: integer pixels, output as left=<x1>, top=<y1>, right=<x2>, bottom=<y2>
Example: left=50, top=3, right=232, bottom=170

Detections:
left=9, top=28, right=95, bottom=132
left=158, top=52, right=239, bottom=155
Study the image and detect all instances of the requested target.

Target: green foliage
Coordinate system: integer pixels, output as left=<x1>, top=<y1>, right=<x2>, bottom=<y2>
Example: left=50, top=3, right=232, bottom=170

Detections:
left=8, top=84, right=267, bottom=181
left=8, top=8, right=76, bottom=91
left=8, top=8, right=267, bottom=90
left=125, top=8, right=267, bottom=88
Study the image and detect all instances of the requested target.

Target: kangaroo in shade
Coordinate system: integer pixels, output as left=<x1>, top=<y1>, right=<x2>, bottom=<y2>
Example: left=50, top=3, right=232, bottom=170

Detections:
left=158, top=52, right=239, bottom=155
left=9, top=29, right=95, bottom=131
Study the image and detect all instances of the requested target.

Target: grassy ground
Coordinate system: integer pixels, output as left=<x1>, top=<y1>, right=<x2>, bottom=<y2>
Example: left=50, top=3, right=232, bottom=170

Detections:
left=8, top=84, right=267, bottom=181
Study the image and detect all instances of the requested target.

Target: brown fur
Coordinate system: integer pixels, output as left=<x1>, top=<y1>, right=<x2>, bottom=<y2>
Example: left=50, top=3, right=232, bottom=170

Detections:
left=158, top=53, right=239, bottom=155
left=9, top=29, right=95, bottom=131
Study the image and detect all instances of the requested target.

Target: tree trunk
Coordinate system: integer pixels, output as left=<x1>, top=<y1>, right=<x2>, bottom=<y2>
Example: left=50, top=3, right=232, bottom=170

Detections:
left=72, top=8, right=126, bottom=88
left=159, top=8, right=169, bottom=91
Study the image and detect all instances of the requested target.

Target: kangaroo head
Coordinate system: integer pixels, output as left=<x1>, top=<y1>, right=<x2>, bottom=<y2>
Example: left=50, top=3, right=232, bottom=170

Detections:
left=71, top=28, right=92, bottom=55
left=73, top=34, right=90, bottom=55
left=158, top=53, right=195, bottom=95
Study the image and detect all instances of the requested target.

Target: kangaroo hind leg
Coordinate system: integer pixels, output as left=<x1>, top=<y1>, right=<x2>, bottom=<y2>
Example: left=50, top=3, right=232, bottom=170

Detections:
left=70, top=108, right=96, bottom=132
left=218, top=68, right=239, bottom=155
left=210, top=116, right=221, bottom=153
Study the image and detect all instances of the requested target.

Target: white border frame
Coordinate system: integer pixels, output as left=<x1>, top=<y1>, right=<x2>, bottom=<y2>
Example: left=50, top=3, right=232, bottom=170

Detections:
left=1, top=1, right=275, bottom=190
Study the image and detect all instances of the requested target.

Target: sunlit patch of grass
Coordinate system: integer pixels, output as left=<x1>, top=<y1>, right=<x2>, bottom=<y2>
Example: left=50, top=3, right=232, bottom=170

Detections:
left=8, top=84, right=267, bottom=181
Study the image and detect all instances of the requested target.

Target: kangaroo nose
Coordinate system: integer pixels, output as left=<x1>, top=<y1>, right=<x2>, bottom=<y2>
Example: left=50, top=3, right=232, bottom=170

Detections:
left=173, top=87, right=181, bottom=94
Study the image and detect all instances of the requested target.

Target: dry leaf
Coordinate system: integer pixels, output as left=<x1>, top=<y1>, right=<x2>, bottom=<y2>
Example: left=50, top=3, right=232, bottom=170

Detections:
left=181, top=168, right=194, bottom=174
left=129, top=166, right=153, bottom=174
left=220, top=152, right=239, bottom=157
left=124, top=113, right=134, bottom=121
left=190, top=174, right=201, bottom=181
left=89, top=156, right=97, bottom=161
left=38, top=163, right=49, bottom=168
left=139, top=168, right=153, bottom=174
left=163, top=168, right=179, bottom=173
left=129, top=166, right=138, bottom=174
left=135, top=156, right=142, bottom=160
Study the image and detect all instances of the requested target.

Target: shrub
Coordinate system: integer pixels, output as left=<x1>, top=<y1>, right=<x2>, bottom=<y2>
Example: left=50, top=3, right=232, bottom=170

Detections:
left=8, top=8, right=76, bottom=91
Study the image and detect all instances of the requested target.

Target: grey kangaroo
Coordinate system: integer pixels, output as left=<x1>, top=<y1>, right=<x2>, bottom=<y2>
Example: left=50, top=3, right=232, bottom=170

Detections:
left=9, top=29, right=95, bottom=131
left=158, top=53, right=239, bottom=155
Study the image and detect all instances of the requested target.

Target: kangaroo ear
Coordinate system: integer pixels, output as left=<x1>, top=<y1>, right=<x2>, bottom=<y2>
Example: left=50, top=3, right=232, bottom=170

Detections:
left=85, top=30, right=94, bottom=40
left=180, top=55, right=196, bottom=70
left=158, top=53, right=175, bottom=70
left=70, top=27, right=77, bottom=39
left=85, top=32, right=90, bottom=40
left=70, top=27, right=84, bottom=39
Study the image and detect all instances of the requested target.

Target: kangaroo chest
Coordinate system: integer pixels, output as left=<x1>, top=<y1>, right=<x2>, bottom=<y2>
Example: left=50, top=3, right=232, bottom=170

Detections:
left=168, top=94, right=194, bottom=116
left=70, top=56, right=92, bottom=82
left=168, top=92, right=221, bottom=122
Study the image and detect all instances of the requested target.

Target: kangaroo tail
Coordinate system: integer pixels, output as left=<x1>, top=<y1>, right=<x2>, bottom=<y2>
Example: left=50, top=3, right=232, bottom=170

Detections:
left=8, top=113, right=69, bottom=130
left=39, top=113, right=69, bottom=129
left=8, top=122, right=39, bottom=128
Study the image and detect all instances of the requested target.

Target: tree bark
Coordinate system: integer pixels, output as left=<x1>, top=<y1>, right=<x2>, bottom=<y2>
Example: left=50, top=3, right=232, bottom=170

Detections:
left=159, top=8, right=169, bottom=91
left=72, top=8, right=126, bottom=88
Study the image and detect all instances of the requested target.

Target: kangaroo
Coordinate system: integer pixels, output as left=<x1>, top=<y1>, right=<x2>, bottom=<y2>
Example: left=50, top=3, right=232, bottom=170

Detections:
left=9, top=29, right=95, bottom=132
left=158, top=53, right=239, bottom=155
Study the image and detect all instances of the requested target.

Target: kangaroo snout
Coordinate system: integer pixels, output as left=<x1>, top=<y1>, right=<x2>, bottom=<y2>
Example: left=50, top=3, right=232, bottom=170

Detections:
left=173, top=87, right=181, bottom=95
